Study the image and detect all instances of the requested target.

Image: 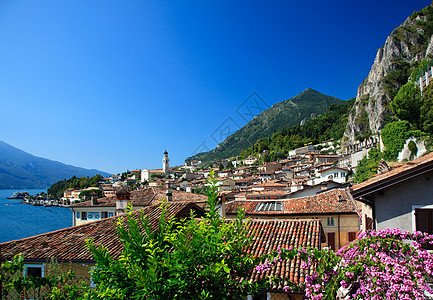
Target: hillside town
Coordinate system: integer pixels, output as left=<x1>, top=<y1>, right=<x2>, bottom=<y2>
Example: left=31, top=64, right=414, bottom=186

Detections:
left=3, top=135, right=433, bottom=298
left=3, top=2, right=433, bottom=299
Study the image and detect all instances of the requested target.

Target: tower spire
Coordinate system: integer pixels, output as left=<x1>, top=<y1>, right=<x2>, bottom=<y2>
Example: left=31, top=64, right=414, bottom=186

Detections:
left=163, top=150, right=169, bottom=177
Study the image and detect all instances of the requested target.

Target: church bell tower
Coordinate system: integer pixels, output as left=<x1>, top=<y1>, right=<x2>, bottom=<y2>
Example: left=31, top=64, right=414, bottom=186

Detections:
left=163, top=150, right=169, bottom=177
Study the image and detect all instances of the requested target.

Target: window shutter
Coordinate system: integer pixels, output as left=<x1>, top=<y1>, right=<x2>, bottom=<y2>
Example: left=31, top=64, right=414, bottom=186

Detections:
left=348, top=232, right=356, bottom=242
left=327, top=232, right=335, bottom=250
left=415, top=209, right=433, bottom=250
left=415, top=209, right=431, bottom=233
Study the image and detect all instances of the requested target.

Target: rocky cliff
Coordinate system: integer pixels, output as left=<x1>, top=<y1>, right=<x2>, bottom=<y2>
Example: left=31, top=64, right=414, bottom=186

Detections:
left=345, top=4, right=433, bottom=143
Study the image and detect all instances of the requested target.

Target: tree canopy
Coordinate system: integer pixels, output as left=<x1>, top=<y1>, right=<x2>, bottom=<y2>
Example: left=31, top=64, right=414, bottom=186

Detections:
left=390, top=82, right=422, bottom=129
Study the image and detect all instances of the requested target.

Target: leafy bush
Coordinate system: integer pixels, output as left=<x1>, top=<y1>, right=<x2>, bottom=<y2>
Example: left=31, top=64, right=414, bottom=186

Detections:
left=408, top=140, right=418, bottom=158
left=354, top=148, right=382, bottom=183
left=390, top=82, right=422, bottom=129
left=381, top=121, right=412, bottom=160
left=85, top=171, right=264, bottom=299
left=421, top=83, right=433, bottom=134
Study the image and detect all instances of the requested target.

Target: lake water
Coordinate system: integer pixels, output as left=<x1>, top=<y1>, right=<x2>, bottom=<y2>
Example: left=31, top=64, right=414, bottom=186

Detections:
left=0, top=189, right=72, bottom=243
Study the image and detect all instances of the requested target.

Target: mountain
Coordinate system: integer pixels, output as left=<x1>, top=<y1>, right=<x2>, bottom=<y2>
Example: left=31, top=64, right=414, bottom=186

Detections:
left=187, top=88, right=344, bottom=163
left=345, top=4, right=433, bottom=142
left=0, top=141, right=111, bottom=189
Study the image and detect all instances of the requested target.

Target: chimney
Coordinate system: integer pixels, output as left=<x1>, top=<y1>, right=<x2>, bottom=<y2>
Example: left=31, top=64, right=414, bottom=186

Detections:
left=91, top=191, right=98, bottom=206
left=166, top=189, right=173, bottom=202
left=220, top=194, right=226, bottom=218
left=115, top=189, right=130, bottom=215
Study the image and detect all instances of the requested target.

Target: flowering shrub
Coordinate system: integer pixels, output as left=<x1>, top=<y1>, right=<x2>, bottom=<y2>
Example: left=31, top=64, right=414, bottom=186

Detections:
left=257, top=228, right=433, bottom=299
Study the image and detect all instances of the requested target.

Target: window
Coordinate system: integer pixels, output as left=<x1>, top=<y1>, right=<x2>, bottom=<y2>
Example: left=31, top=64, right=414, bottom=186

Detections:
left=415, top=209, right=433, bottom=249
left=255, top=201, right=283, bottom=212
left=251, top=292, right=269, bottom=300
left=327, top=232, right=336, bottom=250
left=327, top=217, right=335, bottom=226
left=348, top=232, right=357, bottom=242
left=108, top=212, right=114, bottom=218
left=76, top=211, right=80, bottom=219
left=88, top=212, right=100, bottom=220
left=24, top=264, right=44, bottom=278
left=101, top=211, right=108, bottom=219
left=82, top=211, right=87, bottom=220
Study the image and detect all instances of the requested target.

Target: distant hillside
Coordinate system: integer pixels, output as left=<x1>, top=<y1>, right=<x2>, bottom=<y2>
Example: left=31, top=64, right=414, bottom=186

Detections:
left=0, top=141, right=111, bottom=189
left=187, top=88, right=344, bottom=163
left=240, top=98, right=355, bottom=161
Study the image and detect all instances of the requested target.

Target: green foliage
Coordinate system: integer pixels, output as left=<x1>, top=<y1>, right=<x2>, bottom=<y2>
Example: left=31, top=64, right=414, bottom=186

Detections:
left=390, top=82, right=422, bottom=128
left=421, top=83, right=433, bottom=134
left=409, top=5, right=433, bottom=52
left=381, top=121, right=412, bottom=160
left=240, top=98, right=355, bottom=159
left=408, top=140, right=418, bottom=158
left=47, top=174, right=103, bottom=200
left=383, top=60, right=411, bottom=100
left=354, top=148, right=383, bottom=183
left=85, top=171, right=263, bottom=299
left=410, top=57, right=433, bottom=81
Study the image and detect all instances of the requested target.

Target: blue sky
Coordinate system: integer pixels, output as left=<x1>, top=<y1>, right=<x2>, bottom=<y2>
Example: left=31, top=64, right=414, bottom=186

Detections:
left=0, top=1, right=430, bottom=174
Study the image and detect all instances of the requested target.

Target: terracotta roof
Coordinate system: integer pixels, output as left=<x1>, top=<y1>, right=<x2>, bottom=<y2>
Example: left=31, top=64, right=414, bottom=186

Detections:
left=317, top=166, right=349, bottom=173
left=69, top=187, right=207, bottom=208
left=246, top=219, right=325, bottom=287
left=234, top=190, right=289, bottom=197
left=226, top=189, right=361, bottom=216
left=0, top=203, right=205, bottom=262
left=351, top=152, right=433, bottom=198
left=252, top=181, right=287, bottom=187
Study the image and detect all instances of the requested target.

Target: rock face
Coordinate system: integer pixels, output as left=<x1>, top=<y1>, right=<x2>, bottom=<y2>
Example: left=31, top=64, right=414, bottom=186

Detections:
left=345, top=5, right=433, bottom=143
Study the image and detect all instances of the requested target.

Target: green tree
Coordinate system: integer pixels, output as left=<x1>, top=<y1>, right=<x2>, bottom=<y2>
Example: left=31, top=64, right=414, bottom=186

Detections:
left=381, top=121, right=411, bottom=160
left=421, top=83, right=433, bottom=134
left=390, top=82, right=422, bottom=128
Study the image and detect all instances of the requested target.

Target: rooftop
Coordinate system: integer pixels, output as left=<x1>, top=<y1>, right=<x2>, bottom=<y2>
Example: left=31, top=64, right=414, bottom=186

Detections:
left=69, top=187, right=207, bottom=208
left=0, top=202, right=204, bottom=262
left=351, top=152, right=433, bottom=198
left=246, top=219, right=325, bottom=287
left=226, top=188, right=361, bottom=216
